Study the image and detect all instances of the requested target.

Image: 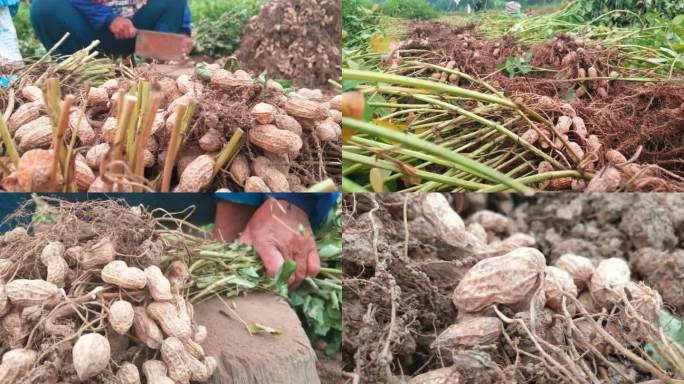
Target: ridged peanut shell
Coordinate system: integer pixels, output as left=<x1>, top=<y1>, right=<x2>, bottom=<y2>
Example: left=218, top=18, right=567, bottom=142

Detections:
left=16, top=117, right=52, bottom=152
left=5, top=279, right=60, bottom=307
left=174, top=154, right=214, bottom=193
left=145, top=266, right=173, bottom=301
left=244, top=176, right=271, bottom=192
left=69, top=109, right=96, bottom=146
left=87, top=87, right=109, bottom=107
left=147, top=301, right=192, bottom=339
left=586, top=166, right=622, bottom=192
left=554, top=254, right=594, bottom=289
left=0, top=349, right=37, bottom=383
left=274, top=114, right=302, bottom=136
left=249, top=124, right=303, bottom=154
left=409, top=367, right=460, bottom=384
left=589, top=258, right=631, bottom=307
left=79, top=237, right=116, bottom=269
left=315, top=118, right=339, bottom=142
left=143, top=360, right=175, bottom=384
left=468, top=210, right=509, bottom=233
left=252, top=156, right=290, bottom=192
left=40, top=241, right=68, bottom=287
left=229, top=154, right=250, bottom=186
left=284, top=98, right=327, bottom=120
left=73, top=333, right=110, bottom=380
left=198, top=128, right=224, bottom=152
left=116, top=362, right=140, bottom=384
left=605, top=149, right=627, bottom=164
left=544, top=266, right=578, bottom=310
left=101, top=260, right=147, bottom=289
left=161, top=337, right=211, bottom=383
left=251, top=103, right=277, bottom=124
left=555, top=116, right=573, bottom=134
left=109, top=300, right=134, bottom=335
left=102, top=79, right=119, bottom=96
left=85, top=143, right=111, bottom=170
left=329, top=94, right=342, bottom=111
left=21, top=86, right=43, bottom=103
left=133, top=306, right=164, bottom=349
left=421, top=194, right=466, bottom=248
left=521, top=128, right=539, bottom=145
left=572, top=116, right=587, bottom=138
left=9, top=102, right=42, bottom=133
left=453, top=247, right=546, bottom=312
left=74, top=153, right=95, bottom=191
left=0, top=281, right=8, bottom=317
left=431, top=317, right=502, bottom=350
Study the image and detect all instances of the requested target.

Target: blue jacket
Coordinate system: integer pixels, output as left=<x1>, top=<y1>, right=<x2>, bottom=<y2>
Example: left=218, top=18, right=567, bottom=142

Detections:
left=0, top=0, right=19, bottom=16
left=67, top=0, right=192, bottom=33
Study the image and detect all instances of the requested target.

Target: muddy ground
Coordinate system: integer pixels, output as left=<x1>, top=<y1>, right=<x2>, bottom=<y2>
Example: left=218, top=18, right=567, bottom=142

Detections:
left=342, top=193, right=684, bottom=383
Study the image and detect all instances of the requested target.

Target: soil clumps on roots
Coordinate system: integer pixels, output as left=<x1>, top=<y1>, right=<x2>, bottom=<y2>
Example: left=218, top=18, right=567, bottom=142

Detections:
left=236, top=0, right=342, bottom=89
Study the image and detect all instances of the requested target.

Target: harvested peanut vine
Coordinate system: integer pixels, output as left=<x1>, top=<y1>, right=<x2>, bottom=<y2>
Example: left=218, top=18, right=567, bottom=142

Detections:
left=0, top=197, right=215, bottom=383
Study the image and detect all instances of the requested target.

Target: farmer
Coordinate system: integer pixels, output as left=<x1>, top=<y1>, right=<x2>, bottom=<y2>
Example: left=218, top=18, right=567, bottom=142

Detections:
left=0, top=192, right=339, bottom=287
left=29, top=0, right=193, bottom=56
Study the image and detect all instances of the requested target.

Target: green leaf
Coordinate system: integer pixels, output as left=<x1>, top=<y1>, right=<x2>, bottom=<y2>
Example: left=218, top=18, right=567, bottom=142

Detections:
left=342, top=79, right=363, bottom=92
left=246, top=322, right=282, bottom=336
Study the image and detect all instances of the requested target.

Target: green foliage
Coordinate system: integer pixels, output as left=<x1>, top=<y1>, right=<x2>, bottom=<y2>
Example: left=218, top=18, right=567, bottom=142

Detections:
left=380, top=0, right=440, bottom=20
left=645, top=310, right=684, bottom=370
left=570, top=0, right=684, bottom=26
left=13, top=2, right=46, bottom=58
left=190, top=0, right=266, bottom=56
left=343, top=0, right=383, bottom=48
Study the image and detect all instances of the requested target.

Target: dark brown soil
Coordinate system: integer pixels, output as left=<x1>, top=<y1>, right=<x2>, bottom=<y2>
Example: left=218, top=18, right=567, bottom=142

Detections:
left=236, top=0, right=341, bottom=89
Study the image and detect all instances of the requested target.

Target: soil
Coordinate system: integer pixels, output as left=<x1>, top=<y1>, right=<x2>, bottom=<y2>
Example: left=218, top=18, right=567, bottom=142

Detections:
left=236, top=0, right=341, bottom=89
left=398, top=20, right=684, bottom=179
left=341, top=193, right=684, bottom=383
left=195, top=293, right=322, bottom=384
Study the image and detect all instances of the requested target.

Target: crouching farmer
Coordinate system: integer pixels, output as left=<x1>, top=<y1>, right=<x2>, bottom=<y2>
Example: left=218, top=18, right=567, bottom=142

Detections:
left=30, top=0, right=192, bottom=56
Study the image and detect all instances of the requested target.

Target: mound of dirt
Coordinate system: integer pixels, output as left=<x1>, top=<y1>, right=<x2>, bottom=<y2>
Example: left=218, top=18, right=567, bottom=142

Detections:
left=236, top=0, right=341, bottom=89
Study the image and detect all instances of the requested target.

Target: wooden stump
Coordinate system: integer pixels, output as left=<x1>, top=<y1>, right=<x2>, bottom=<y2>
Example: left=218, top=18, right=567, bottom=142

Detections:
left=195, top=293, right=321, bottom=384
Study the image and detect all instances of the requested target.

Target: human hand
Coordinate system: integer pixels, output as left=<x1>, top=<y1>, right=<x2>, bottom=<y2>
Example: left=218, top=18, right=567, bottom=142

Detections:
left=182, top=36, right=193, bottom=56
left=109, top=17, right=137, bottom=40
left=241, top=198, right=320, bottom=288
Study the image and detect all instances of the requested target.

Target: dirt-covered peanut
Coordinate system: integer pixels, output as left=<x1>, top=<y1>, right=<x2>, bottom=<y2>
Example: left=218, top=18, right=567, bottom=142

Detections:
left=143, top=360, right=175, bottom=384
left=8, top=102, right=42, bottom=133
left=5, top=279, right=60, bottom=307
left=145, top=266, right=173, bottom=301
left=251, top=103, right=278, bottom=124
left=553, top=254, right=594, bottom=289
left=586, top=166, right=622, bottom=192
left=284, top=97, right=328, bottom=120
left=252, top=156, right=290, bottom=192
left=198, top=128, right=224, bottom=152
left=555, top=116, right=573, bottom=134
left=229, top=154, right=250, bottom=186
left=17, top=118, right=52, bottom=152
left=39, top=241, right=68, bottom=288
left=73, top=333, right=110, bottom=380
left=329, top=94, right=342, bottom=111
left=87, top=87, right=109, bottom=107
left=544, top=266, right=578, bottom=311
left=116, top=362, right=140, bottom=384
left=249, top=124, right=303, bottom=154
left=274, top=114, right=303, bottom=136
left=133, top=306, right=164, bottom=349
left=21, top=85, right=43, bottom=103
left=454, top=247, right=546, bottom=312
left=420, top=194, right=466, bottom=248
left=409, top=367, right=460, bottom=384
left=102, top=260, right=147, bottom=289
left=147, top=301, right=192, bottom=339
left=589, top=258, right=631, bottom=307
left=161, top=337, right=213, bottom=383
left=85, top=143, right=111, bottom=170
left=431, top=317, right=502, bottom=350
left=109, top=300, right=134, bottom=335
left=79, top=237, right=116, bottom=269
left=315, top=118, right=340, bottom=142
left=468, top=210, right=509, bottom=234
left=174, top=154, right=215, bottom=193
left=0, top=349, right=37, bottom=383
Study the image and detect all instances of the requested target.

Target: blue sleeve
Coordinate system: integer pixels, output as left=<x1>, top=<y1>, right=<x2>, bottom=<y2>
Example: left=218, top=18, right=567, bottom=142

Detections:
left=214, top=193, right=340, bottom=228
left=67, top=0, right=117, bottom=30
left=182, top=4, right=192, bottom=35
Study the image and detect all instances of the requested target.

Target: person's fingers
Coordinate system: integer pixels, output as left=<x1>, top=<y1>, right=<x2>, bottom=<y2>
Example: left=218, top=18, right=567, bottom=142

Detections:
left=290, top=248, right=308, bottom=288
left=253, top=241, right=285, bottom=278
left=306, top=247, right=321, bottom=278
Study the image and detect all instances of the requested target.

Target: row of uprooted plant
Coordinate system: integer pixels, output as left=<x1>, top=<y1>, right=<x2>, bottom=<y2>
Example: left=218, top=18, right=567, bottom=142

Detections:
left=341, top=20, right=684, bottom=192
left=342, top=193, right=684, bottom=383
left=0, top=46, right=341, bottom=193
left=0, top=198, right=218, bottom=383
